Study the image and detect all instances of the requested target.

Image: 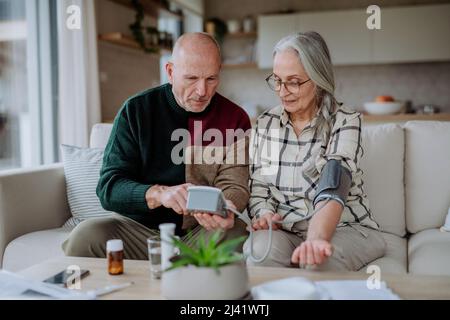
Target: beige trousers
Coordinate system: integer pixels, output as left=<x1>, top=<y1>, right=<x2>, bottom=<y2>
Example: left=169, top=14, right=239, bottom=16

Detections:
left=62, top=214, right=248, bottom=260
left=243, top=220, right=386, bottom=272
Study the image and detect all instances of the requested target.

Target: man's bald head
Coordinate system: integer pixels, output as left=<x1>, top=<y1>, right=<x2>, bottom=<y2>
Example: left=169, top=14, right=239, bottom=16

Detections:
left=171, top=32, right=221, bottom=66
left=166, top=32, right=222, bottom=113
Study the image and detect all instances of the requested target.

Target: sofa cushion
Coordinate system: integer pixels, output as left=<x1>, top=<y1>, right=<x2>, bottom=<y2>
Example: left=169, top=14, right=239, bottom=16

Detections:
left=61, top=144, right=115, bottom=228
left=361, top=124, right=405, bottom=237
left=405, top=121, right=450, bottom=233
left=408, top=228, right=450, bottom=276
left=357, top=231, right=407, bottom=275
left=2, top=228, right=71, bottom=272
left=90, top=123, right=113, bottom=148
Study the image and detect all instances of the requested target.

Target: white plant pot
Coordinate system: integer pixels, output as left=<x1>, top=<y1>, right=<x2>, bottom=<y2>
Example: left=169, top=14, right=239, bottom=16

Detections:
left=161, top=262, right=249, bottom=300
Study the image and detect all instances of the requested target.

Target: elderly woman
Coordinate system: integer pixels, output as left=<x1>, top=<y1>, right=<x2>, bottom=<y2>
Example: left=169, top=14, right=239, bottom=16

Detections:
left=244, top=31, right=386, bottom=271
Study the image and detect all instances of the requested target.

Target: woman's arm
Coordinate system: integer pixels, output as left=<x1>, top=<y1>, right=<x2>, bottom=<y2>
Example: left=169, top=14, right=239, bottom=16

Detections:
left=291, top=200, right=343, bottom=267
left=307, top=200, right=343, bottom=241
left=292, top=109, right=364, bottom=267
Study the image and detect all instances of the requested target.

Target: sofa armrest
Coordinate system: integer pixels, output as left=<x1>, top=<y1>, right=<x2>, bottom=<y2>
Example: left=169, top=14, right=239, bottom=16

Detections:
left=0, top=163, right=71, bottom=266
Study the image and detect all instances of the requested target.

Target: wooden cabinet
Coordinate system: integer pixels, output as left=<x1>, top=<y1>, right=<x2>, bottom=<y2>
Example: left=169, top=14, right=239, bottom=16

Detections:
left=258, top=10, right=372, bottom=68
left=257, top=4, right=450, bottom=68
left=372, top=4, right=450, bottom=63
left=298, top=9, right=372, bottom=65
left=257, top=14, right=299, bottom=69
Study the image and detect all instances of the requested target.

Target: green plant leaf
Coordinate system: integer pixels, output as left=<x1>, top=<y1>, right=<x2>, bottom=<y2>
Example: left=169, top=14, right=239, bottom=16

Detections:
left=165, top=256, right=195, bottom=272
left=207, top=231, right=221, bottom=250
left=168, top=230, right=246, bottom=270
left=170, top=235, right=200, bottom=261
left=216, top=254, right=244, bottom=266
left=201, top=230, right=221, bottom=265
left=216, top=235, right=246, bottom=255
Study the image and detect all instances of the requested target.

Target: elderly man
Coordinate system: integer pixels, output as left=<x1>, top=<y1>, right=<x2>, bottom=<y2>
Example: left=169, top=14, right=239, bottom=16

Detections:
left=62, top=33, right=251, bottom=259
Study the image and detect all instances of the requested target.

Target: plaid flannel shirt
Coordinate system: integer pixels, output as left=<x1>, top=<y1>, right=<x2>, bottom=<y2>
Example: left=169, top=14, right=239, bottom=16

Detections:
left=249, top=105, right=379, bottom=231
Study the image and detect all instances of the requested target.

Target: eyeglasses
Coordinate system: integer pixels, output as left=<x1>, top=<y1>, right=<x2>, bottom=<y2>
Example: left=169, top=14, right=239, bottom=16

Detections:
left=265, top=74, right=311, bottom=94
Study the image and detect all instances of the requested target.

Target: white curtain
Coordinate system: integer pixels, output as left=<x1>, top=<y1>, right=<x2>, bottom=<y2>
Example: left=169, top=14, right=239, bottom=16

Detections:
left=57, top=0, right=101, bottom=147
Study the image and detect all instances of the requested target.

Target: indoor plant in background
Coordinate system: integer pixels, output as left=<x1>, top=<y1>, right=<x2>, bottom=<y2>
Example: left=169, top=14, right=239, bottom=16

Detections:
left=129, top=0, right=175, bottom=53
left=161, top=230, right=249, bottom=300
left=204, top=17, right=227, bottom=45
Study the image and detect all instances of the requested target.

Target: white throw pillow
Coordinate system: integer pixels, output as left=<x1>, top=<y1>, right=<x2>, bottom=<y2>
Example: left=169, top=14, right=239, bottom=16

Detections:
left=60, top=144, right=115, bottom=228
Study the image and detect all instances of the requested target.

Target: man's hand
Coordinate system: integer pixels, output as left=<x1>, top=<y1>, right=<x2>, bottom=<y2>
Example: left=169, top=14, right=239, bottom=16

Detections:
left=193, top=199, right=236, bottom=231
left=291, top=239, right=333, bottom=268
left=146, top=183, right=192, bottom=215
left=252, top=211, right=282, bottom=231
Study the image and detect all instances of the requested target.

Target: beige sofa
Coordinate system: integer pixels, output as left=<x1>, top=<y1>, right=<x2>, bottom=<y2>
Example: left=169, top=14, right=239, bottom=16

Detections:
left=1, top=121, right=450, bottom=275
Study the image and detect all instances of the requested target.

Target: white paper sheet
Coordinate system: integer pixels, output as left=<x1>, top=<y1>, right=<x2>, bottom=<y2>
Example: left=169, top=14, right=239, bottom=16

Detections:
left=316, top=280, right=400, bottom=300
left=251, top=277, right=401, bottom=300
left=0, top=270, right=92, bottom=300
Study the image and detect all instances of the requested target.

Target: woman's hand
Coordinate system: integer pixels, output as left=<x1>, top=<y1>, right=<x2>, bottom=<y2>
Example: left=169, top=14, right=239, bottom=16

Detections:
left=291, top=239, right=333, bottom=267
left=252, top=212, right=282, bottom=231
left=193, top=199, right=236, bottom=231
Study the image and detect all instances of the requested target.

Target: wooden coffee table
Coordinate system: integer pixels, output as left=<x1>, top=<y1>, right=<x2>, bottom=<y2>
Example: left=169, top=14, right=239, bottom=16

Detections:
left=18, top=256, right=450, bottom=300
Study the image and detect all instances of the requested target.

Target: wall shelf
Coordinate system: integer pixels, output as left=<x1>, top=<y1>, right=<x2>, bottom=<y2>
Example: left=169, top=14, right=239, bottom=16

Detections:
left=98, top=32, right=171, bottom=55
left=221, top=31, right=258, bottom=69
left=225, top=31, right=257, bottom=39
left=222, top=62, right=257, bottom=69
left=108, top=0, right=183, bottom=19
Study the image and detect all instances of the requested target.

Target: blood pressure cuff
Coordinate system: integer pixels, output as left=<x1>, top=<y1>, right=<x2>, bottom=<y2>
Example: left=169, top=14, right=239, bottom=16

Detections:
left=313, top=159, right=352, bottom=208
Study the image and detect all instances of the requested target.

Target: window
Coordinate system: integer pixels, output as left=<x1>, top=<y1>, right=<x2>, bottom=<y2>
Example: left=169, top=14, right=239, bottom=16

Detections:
left=0, top=0, right=27, bottom=170
left=0, top=0, right=58, bottom=171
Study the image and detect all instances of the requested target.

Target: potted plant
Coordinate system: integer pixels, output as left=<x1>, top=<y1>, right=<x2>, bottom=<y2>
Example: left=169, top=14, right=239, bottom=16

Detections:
left=161, top=230, right=249, bottom=300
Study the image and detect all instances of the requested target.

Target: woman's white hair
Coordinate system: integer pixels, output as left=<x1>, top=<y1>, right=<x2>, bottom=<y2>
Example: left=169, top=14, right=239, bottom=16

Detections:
left=273, top=31, right=338, bottom=146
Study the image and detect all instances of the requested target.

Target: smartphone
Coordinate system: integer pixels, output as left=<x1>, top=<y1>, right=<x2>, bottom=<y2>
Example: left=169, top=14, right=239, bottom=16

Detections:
left=43, top=269, right=90, bottom=287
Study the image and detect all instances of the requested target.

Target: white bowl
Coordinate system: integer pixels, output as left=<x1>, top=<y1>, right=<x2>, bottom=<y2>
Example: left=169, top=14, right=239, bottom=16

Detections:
left=363, top=102, right=405, bottom=115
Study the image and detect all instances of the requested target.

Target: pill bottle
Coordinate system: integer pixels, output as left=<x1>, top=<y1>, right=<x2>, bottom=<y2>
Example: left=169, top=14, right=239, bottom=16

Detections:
left=107, top=239, right=124, bottom=275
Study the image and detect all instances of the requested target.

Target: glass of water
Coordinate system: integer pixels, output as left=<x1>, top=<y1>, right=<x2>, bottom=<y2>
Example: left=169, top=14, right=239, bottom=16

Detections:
left=147, top=236, right=162, bottom=279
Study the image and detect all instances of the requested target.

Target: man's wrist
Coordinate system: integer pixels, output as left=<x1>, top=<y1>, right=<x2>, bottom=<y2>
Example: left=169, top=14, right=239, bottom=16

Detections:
left=146, top=185, right=167, bottom=209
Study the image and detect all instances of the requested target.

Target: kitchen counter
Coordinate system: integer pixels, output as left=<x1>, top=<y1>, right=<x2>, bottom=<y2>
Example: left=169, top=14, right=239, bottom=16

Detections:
left=362, top=113, right=450, bottom=123
left=104, top=113, right=450, bottom=126
left=248, top=113, right=450, bottom=126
